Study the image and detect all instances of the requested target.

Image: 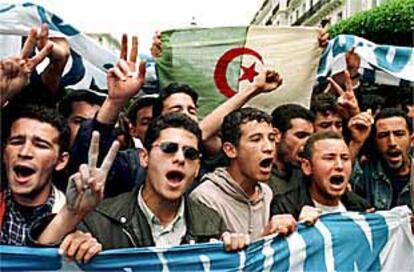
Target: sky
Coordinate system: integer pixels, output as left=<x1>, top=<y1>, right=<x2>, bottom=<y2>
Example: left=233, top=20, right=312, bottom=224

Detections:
left=4, top=0, right=264, bottom=53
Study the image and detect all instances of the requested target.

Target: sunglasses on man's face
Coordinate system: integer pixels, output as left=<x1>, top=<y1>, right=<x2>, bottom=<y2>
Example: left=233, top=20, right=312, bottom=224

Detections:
left=152, top=142, right=201, bottom=160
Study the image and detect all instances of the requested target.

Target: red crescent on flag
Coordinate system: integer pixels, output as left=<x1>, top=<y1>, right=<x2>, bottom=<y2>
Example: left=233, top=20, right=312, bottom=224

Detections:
left=214, top=47, right=263, bottom=97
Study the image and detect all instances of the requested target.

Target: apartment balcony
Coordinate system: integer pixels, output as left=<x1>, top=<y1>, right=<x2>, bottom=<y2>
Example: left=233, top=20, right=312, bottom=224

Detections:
left=293, top=0, right=342, bottom=26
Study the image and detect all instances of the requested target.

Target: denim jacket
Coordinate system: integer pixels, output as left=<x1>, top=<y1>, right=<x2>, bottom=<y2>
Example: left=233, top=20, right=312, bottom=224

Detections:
left=351, top=158, right=412, bottom=211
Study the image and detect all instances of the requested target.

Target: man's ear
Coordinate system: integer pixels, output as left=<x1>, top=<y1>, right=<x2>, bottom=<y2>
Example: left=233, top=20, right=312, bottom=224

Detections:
left=410, top=132, right=414, bottom=148
left=222, top=142, right=237, bottom=159
left=139, top=148, right=149, bottom=169
left=55, top=152, right=69, bottom=171
left=274, top=128, right=281, bottom=144
left=301, top=158, right=312, bottom=176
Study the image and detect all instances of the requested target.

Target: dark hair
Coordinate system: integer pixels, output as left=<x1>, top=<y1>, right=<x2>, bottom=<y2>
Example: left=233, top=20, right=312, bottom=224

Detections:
left=271, top=104, right=315, bottom=133
left=221, top=107, right=272, bottom=147
left=302, top=131, right=344, bottom=160
left=358, top=94, right=385, bottom=113
left=152, top=83, right=199, bottom=117
left=3, top=104, right=70, bottom=154
left=127, top=96, right=157, bottom=126
left=143, top=112, right=202, bottom=151
left=374, top=108, right=413, bottom=134
left=58, top=89, right=105, bottom=118
left=310, top=93, right=339, bottom=115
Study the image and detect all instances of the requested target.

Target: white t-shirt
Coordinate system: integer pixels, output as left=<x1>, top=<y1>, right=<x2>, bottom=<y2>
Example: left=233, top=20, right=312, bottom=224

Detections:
left=313, top=200, right=347, bottom=214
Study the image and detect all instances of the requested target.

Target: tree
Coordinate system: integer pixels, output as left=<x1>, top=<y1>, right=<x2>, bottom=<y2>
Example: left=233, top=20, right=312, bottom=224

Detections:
left=329, top=0, right=414, bottom=47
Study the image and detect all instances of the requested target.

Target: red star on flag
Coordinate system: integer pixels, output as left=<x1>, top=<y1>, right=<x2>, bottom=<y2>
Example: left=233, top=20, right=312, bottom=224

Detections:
left=239, top=62, right=258, bottom=83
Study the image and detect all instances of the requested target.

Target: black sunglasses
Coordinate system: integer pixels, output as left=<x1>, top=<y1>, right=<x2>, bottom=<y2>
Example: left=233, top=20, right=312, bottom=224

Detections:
left=152, top=142, right=201, bottom=160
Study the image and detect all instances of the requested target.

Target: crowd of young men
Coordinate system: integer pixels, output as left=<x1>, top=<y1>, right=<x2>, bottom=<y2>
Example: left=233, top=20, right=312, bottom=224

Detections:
left=0, top=24, right=413, bottom=264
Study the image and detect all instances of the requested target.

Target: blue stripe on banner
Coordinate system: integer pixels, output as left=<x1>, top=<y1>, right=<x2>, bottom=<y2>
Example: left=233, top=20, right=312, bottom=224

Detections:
left=374, top=46, right=413, bottom=73
left=332, top=35, right=355, bottom=58
left=36, top=5, right=79, bottom=36
left=60, top=49, right=86, bottom=86
left=0, top=4, right=15, bottom=13
left=301, top=224, right=327, bottom=271
left=321, top=213, right=388, bottom=271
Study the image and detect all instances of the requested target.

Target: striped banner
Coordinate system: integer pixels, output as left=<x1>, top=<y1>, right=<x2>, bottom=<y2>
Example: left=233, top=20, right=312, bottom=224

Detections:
left=317, top=34, right=414, bottom=88
left=1, top=207, right=413, bottom=271
left=0, top=2, right=156, bottom=92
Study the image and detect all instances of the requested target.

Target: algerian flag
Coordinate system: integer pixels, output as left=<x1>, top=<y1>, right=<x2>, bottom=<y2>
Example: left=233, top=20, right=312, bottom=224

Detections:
left=156, top=26, right=321, bottom=117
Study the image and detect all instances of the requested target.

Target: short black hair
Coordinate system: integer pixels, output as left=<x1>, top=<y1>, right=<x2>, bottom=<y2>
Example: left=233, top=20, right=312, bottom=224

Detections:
left=271, top=104, right=315, bottom=133
left=3, top=104, right=70, bottom=154
left=310, top=93, right=339, bottom=115
left=58, top=89, right=105, bottom=118
left=144, top=112, right=202, bottom=151
left=221, top=107, right=272, bottom=147
left=374, top=108, right=413, bottom=134
left=302, top=131, right=344, bottom=161
left=127, top=96, right=157, bottom=126
left=152, top=83, right=199, bottom=117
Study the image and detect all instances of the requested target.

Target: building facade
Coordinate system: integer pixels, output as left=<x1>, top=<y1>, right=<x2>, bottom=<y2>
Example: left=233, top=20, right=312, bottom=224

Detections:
left=251, top=0, right=387, bottom=27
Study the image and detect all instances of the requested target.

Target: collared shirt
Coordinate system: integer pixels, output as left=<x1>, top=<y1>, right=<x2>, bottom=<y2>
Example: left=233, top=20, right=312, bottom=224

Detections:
left=0, top=188, right=55, bottom=246
left=137, top=187, right=186, bottom=247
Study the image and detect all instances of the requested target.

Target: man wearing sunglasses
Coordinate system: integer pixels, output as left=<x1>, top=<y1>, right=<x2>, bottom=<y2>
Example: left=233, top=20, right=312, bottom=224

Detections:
left=69, top=38, right=283, bottom=198
left=33, top=112, right=252, bottom=260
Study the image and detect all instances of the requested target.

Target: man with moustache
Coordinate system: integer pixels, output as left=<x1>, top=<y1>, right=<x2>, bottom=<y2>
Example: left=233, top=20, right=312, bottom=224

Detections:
left=271, top=132, right=371, bottom=221
left=190, top=108, right=297, bottom=240
left=352, top=108, right=413, bottom=210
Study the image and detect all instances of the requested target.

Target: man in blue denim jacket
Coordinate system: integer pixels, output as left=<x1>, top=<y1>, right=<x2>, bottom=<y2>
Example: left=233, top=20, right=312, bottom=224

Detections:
left=352, top=108, right=413, bottom=211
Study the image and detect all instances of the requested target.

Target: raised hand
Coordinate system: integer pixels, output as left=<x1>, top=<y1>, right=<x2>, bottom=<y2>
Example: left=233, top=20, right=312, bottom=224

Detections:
left=66, top=131, right=119, bottom=216
left=253, top=69, right=283, bottom=94
left=318, top=27, right=329, bottom=49
left=37, top=23, right=70, bottom=62
left=327, top=70, right=360, bottom=118
left=150, top=31, right=162, bottom=58
left=107, top=34, right=146, bottom=104
left=0, top=27, right=53, bottom=106
left=348, top=110, right=374, bottom=145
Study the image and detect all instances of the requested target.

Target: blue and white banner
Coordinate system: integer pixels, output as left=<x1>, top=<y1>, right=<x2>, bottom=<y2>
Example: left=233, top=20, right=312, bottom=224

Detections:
left=1, top=207, right=413, bottom=271
left=317, top=34, right=414, bottom=87
left=0, top=2, right=156, bottom=92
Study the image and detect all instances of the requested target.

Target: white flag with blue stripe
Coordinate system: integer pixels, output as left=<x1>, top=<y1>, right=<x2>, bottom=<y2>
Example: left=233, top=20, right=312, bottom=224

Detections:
left=0, top=2, right=156, bottom=92
left=1, top=206, right=413, bottom=271
left=317, top=34, right=414, bottom=87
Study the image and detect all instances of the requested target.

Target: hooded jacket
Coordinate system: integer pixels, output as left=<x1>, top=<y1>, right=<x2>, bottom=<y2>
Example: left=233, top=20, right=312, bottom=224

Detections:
left=189, top=167, right=273, bottom=240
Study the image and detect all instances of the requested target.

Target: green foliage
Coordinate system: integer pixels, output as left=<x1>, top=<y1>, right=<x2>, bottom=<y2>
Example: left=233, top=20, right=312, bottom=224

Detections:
left=329, top=0, right=414, bottom=46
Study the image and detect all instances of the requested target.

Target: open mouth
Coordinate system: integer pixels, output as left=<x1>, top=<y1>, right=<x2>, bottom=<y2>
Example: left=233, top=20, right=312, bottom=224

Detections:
left=387, top=149, right=402, bottom=158
left=13, top=165, right=36, bottom=178
left=259, top=158, right=273, bottom=168
left=166, top=170, right=185, bottom=183
left=329, top=175, right=345, bottom=185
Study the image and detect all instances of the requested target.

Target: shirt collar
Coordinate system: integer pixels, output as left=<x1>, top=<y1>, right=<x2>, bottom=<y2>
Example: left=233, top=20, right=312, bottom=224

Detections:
left=137, top=186, right=185, bottom=231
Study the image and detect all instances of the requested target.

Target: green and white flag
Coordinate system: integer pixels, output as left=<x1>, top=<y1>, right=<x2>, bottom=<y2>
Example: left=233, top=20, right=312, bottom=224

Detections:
left=156, top=26, right=321, bottom=117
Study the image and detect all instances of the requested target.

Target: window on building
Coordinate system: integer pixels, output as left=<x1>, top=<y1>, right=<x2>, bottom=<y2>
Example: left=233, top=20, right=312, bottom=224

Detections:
left=310, top=0, right=313, bottom=7
left=302, top=2, right=306, bottom=13
left=296, top=9, right=299, bottom=19
left=337, top=11, right=343, bottom=21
